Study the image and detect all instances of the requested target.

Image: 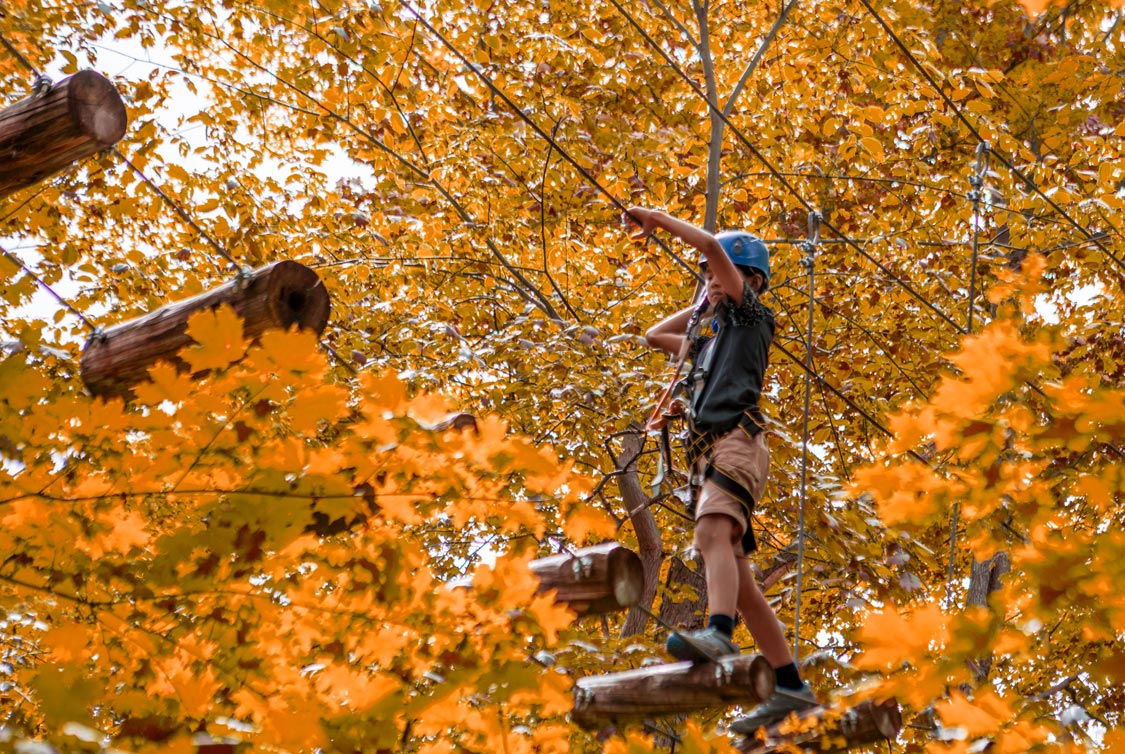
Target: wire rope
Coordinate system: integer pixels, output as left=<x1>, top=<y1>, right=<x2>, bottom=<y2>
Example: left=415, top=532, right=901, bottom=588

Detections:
left=791, top=210, right=820, bottom=661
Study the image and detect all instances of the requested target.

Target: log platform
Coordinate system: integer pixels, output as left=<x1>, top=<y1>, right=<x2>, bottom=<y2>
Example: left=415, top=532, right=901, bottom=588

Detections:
left=80, top=260, right=330, bottom=399
left=734, top=697, right=902, bottom=753
left=0, top=70, right=128, bottom=198
left=531, top=542, right=644, bottom=617
left=572, top=653, right=775, bottom=729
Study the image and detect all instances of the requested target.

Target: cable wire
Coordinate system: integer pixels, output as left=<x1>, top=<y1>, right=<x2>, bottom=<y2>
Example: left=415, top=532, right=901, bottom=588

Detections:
left=604, top=0, right=967, bottom=335
left=855, top=0, right=1125, bottom=274
left=0, top=244, right=100, bottom=334
left=0, top=31, right=52, bottom=95
left=113, top=147, right=243, bottom=273
left=395, top=0, right=702, bottom=283
left=791, top=210, right=819, bottom=662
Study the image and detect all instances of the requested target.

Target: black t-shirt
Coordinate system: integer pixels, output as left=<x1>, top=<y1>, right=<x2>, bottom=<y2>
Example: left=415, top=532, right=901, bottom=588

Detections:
left=690, top=283, right=775, bottom=435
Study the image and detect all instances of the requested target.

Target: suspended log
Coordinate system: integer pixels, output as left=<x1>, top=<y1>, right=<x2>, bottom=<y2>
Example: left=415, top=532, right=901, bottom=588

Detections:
left=572, top=653, right=775, bottom=729
left=735, top=698, right=902, bottom=753
left=530, top=542, right=644, bottom=617
left=80, top=261, right=331, bottom=399
left=0, top=70, right=128, bottom=198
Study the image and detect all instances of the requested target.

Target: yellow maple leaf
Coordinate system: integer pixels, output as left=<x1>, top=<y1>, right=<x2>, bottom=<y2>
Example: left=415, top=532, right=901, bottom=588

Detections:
left=242, top=327, right=326, bottom=379
left=29, top=663, right=99, bottom=724
left=134, top=360, right=195, bottom=405
left=1017, top=0, right=1052, bottom=17
left=288, top=383, right=350, bottom=434
left=936, top=689, right=1012, bottom=738
left=527, top=591, right=575, bottom=645
left=42, top=624, right=90, bottom=662
left=853, top=603, right=948, bottom=670
left=182, top=304, right=248, bottom=372
left=563, top=505, right=616, bottom=544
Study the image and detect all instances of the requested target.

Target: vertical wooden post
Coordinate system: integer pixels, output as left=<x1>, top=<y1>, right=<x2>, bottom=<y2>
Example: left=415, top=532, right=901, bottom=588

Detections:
left=0, top=70, right=128, bottom=197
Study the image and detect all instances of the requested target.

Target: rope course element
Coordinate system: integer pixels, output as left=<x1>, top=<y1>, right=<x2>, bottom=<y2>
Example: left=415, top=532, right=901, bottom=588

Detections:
left=112, top=149, right=365, bottom=369
left=0, top=31, right=52, bottom=95
left=0, top=243, right=100, bottom=335
left=603, top=0, right=968, bottom=336
left=855, top=0, right=1125, bottom=274
left=791, top=210, right=819, bottom=662
left=394, top=0, right=702, bottom=284
left=112, top=147, right=244, bottom=274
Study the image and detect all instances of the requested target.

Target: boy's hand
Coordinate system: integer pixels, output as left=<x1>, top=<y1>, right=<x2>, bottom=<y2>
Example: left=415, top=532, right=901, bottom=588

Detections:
left=624, top=206, right=659, bottom=243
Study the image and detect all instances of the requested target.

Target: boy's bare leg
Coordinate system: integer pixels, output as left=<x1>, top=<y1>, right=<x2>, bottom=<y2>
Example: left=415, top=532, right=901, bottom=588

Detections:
left=734, top=557, right=793, bottom=668
left=728, top=557, right=818, bottom=735
left=694, top=513, right=741, bottom=617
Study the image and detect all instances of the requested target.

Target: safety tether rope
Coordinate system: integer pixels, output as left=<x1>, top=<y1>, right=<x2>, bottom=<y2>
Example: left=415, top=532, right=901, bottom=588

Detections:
left=791, top=210, right=819, bottom=662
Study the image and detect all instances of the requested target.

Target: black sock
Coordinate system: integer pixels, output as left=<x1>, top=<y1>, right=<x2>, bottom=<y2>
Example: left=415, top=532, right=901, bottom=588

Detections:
left=707, top=614, right=736, bottom=638
left=774, top=662, right=803, bottom=690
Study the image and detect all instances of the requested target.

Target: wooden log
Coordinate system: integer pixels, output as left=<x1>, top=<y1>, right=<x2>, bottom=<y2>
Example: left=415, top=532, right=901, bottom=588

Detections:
left=0, top=70, right=128, bottom=198
left=572, top=653, right=775, bottom=729
left=735, top=698, right=902, bottom=753
left=530, top=542, right=644, bottom=617
left=80, top=260, right=331, bottom=399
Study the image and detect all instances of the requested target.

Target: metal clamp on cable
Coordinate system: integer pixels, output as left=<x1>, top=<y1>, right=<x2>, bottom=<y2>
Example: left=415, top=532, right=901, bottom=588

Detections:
left=570, top=555, right=594, bottom=580
left=800, top=210, right=820, bottom=270
left=31, top=73, right=53, bottom=97
left=234, top=265, right=253, bottom=288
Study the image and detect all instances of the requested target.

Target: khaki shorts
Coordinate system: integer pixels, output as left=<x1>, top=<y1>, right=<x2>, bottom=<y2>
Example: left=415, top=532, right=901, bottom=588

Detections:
left=694, top=427, right=769, bottom=554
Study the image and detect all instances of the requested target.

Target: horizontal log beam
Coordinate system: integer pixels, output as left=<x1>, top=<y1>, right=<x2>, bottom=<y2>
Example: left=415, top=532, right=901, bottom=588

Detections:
left=80, top=261, right=331, bottom=399
left=735, top=698, right=902, bottom=753
left=530, top=542, right=643, bottom=617
left=0, top=70, right=127, bottom=198
left=572, top=653, right=775, bottom=729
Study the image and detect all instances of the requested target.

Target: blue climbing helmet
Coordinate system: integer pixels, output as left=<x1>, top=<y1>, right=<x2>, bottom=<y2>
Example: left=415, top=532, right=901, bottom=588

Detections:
left=707, top=231, right=771, bottom=292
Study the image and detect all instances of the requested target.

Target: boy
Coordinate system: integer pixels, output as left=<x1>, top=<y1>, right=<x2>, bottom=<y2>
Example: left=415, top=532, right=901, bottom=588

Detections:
left=626, top=207, right=817, bottom=733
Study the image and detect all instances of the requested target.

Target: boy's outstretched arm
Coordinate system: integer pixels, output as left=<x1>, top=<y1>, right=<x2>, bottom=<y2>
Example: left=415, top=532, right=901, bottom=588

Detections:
left=645, top=304, right=697, bottom=357
left=624, top=207, right=746, bottom=305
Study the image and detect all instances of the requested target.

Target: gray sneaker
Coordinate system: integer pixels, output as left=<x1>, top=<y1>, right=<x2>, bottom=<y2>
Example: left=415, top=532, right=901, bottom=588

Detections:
left=728, top=684, right=818, bottom=734
left=664, top=627, right=739, bottom=663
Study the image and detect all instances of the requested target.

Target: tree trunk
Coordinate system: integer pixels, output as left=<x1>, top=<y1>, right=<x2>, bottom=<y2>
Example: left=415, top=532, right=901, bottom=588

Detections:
left=615, top=425, right=665, bottom=636
left=80, top=260, right=330, bottom=399
left=0, top=70, right=128, bottom=198
left=734, top=698, right=902, bottom=753
left=965, top=551, right=1010, bottom=682
left=530, top=543, right=644, bottom=617
left=657, top=555, right=708, bottom=634
left=572, top=653, right=775, bottom=729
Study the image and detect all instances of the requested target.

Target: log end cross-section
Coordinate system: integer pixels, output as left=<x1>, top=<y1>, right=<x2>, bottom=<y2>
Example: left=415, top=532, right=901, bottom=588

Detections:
left=530, top=542, right=644, bottom=617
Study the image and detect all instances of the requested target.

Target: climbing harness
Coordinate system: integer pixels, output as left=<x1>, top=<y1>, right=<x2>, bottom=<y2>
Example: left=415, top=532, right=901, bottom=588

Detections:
left=645, top=294, right=710, bottom=433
